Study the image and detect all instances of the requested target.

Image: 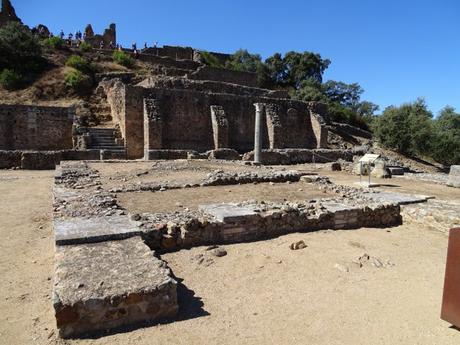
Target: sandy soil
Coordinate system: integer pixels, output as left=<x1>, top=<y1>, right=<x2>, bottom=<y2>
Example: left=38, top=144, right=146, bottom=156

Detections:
left=1, top=168, right=460, bottom=345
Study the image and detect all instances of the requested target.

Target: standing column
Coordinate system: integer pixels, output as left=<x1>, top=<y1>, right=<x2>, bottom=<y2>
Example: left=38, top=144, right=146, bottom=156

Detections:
left=253, top=103, right=264, bottom=164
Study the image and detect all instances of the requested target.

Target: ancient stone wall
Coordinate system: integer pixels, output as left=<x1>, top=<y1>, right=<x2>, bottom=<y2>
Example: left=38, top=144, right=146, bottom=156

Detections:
left=188, top=66, right=258, bottom=87
left=84, top=23, right=116, bottom=47
left=143, top=45, right=195, bottom=60
left=141, top=87, right=320, bottom=153
left=139, top=77, right=289, bottom=98
left=0, top=104, right=74, bottom=150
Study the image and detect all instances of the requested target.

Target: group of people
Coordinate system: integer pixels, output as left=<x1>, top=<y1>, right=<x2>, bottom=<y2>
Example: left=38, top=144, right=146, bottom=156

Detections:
left=45, top=28, right=161, bottom=55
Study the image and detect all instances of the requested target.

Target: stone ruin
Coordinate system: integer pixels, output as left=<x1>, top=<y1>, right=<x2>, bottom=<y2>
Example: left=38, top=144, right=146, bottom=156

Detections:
left=52, top=160, right=420, bottom=338
left=84, top=23, right=116, bottom=48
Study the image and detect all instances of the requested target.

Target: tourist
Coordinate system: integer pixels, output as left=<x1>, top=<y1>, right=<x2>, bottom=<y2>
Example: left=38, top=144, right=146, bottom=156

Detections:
left=100, top=41, right=105, bottom=49
left=132, top=42, right=137, bottom=51
left=109, top=41, right=114, bottom=49
left=59, top=29, right=64, bottom=39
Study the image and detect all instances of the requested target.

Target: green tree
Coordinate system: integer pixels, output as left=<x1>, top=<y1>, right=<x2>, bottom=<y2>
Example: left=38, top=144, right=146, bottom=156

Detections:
left=265, top=51, right=330, bottom=88
left=0, top=21, right=43, bottom=74
left=373, top=98, right=433, bottom=156
left=430, top=106, right=460, bottom=165
left=225, top=49, right=263, bottom=72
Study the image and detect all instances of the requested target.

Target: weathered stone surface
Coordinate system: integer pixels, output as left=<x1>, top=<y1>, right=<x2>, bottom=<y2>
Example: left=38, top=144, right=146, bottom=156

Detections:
left=54, top=216, right=142, bottom=245
left=206, top=148, right=240, bottom=161
left=21, top=151, right=62, bottom=170
left=199, top=203, right=258, bottom=223
left=370, top=160, right=391, bottom=179
left=53, top=237, right=178, bottom=338
left=447, top=165, right=460, bottom=188
left=388, top=166, right=405, bottom=175
left=0, top=150, right=21, bottom=168
left=0, top=104, right=74, bottom=151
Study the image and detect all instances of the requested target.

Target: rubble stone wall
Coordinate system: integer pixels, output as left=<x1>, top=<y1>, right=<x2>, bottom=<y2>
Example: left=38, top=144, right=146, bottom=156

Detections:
left=188, top=66, right=258, bottom=87
left=141, top=87, right=323, bottom=153
left=0, top=104, right=74, bottom=150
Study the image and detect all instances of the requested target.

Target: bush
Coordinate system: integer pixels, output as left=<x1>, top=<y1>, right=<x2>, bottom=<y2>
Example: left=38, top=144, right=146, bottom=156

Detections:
left=112, top=51, right=134, bottom=68
left=79, top=41, right=93, bottom=53
left=42, top=36, right=65, bottom=50
left=64, top=69, right=92, bottom=93
left=66, top=55, right=91, bottom=73
left=0, top=22, right=43, bottom=74
left=373, top=99, right=433, bottom=157
left=0, top=69, right=22, bottom=90
left=199, top=51, right=222, bottom=68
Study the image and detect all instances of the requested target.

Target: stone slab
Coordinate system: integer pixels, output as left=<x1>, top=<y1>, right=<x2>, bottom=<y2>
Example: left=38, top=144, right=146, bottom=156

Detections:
left=54, top=215, right=142, bottom=245
left=388, top=167, right=405, bottom=175
left=364, top=191, right=432, bottom=205
left=53, top=236, right=178, bottom=338
left=199, top=203, right=258, bottom=223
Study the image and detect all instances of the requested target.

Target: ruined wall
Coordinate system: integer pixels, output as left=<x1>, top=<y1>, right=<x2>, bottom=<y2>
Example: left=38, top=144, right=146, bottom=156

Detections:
left=104, top=81, right=144, bottom=159
left=84, top=23, right=116, bottom=47
left=143, top=46, right=195, bottom=60
left=308, top=102, right=328, bottom=148
left=188, top=66, right=258, bottom=87
left=141, top=87, right=321, bottom=153
left=0, top=104, right=74, bottom=150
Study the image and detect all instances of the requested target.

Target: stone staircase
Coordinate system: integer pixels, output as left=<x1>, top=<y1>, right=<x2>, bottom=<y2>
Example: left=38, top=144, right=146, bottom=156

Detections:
left=86, top=127, right=127, bottom=159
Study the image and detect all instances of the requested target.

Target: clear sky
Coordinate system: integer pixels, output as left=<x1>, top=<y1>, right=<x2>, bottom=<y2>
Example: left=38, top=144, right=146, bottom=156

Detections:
left=13, top=0, right=460, bottom=115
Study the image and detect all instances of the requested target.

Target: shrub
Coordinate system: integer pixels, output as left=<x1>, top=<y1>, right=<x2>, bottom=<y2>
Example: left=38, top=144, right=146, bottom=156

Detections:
left=42, top=36, right=65, bottom=50
left=79, top=41, right=93, bottom=53
left=64, top=69, right=92, bottom=93
left=66, top=55, right=91, bottom=73
left=373, top=99, right=433, bottom=157
left=0, top=69, right=22, bottom=90
left=199, top=51, right=222, bottom=68
left=112, top=50, right=134, bottom=68
left=0, top=22, right=43, bottom=73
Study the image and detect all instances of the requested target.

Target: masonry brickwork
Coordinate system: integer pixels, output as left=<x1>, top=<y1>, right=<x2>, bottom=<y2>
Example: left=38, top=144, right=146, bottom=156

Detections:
left=104, top=77, right=329, bottom=159
left=0, top=104, right=74, bottom=151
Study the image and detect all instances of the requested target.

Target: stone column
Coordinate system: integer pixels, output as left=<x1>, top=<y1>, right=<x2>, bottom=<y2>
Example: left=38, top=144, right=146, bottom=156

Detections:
left=253, top=103, right=265, bottom=163
left=265, top=104, right=283, bottom=149
left=143, top=98, right=162, bottom=158
left=210, top=105, right=228, bottom=149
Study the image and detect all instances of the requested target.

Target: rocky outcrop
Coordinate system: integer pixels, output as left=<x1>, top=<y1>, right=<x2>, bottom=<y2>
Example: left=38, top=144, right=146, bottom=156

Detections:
left=0, top=0, right=21, bottom=27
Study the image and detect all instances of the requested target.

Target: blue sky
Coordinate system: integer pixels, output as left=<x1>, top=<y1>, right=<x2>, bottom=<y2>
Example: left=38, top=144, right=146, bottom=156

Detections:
left=14, top=0, right=460, bottom=115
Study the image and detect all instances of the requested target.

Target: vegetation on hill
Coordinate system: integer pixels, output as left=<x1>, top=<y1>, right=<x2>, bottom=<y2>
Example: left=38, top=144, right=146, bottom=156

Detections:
left=0, top=22, right=45, bottom=89
left=373, top=99, right=460, bottom=165
left=212, top=49, right=377, bottom=130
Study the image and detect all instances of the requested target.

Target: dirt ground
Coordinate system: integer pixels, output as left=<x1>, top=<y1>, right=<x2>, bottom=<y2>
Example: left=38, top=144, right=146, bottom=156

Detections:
left=1, top=167, right=460, bottom=345
left=117, top=182, right=330, bottom=213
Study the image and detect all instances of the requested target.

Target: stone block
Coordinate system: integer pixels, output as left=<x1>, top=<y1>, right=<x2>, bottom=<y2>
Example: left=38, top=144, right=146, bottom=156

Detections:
left=100, top=150, right=127, bottom=160
left=207, top=148, right=240, bottom=161
left=388, top=166, right=405, bottom=175
left=447, top=165, right=460, bottom=188
left=0, top=150, right=21, bottom=168
left=21, top=151, right=62, bottom=170
left=199, top=203, right=258, bottom=223
left=145, top=150, right=196, bottom=160
left=53, top=237, right=178, bottom=338
left=54, top=215, right=142, bottom=245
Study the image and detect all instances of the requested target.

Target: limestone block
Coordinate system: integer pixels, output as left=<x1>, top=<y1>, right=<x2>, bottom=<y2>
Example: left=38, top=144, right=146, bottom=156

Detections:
left=447, top=165, right=460, bottom=188
left=53, top=237, right=178, bottom=338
